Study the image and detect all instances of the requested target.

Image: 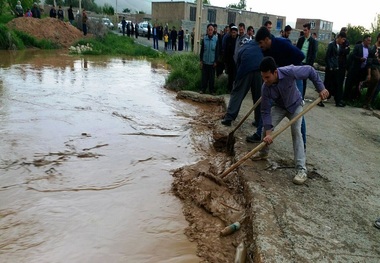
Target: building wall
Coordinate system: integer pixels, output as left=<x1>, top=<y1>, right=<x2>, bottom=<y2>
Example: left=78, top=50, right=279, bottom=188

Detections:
left=296, top=18, right=333, bottom=43
left=152, top=2, right=286, bottom=36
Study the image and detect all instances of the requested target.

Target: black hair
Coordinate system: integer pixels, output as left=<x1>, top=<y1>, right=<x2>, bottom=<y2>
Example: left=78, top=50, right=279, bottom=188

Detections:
left=260, top=57, right=277, bottom=73
left=264, top=20, right=272, bottom=26
left=303, top=23, right=311, bottom=30
left=255, top=26, right=270, bottom=42
left=238, top=22, right=245, bottom=29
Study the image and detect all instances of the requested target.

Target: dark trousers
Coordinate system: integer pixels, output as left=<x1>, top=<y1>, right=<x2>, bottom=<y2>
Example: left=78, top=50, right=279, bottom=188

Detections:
left=226, top=62, right=236, bottom=93
left=324, top=69, right=342, bottom=104
left=153, top=36, right=158, bottom=50
left=201, top=64, right=215, bottom=94
left=83, top=24, right=87, bottom=36
left=344, top=67, right=367, bottom=101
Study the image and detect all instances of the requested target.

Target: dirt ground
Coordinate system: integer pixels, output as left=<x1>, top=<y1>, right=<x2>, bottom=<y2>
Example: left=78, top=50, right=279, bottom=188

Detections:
left=5, top=18, right=379, bottom=260
left=6, top=17, right=88, bottom=48
left=172, top=89, right=380, bottom=262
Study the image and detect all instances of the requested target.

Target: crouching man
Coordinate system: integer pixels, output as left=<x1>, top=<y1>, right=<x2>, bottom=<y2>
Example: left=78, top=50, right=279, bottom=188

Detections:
left=252, top=57, right=329, bottom=185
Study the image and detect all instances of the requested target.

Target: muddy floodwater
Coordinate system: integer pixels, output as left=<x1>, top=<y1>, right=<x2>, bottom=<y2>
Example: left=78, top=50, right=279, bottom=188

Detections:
left=0, top=50, right=207, bottom=262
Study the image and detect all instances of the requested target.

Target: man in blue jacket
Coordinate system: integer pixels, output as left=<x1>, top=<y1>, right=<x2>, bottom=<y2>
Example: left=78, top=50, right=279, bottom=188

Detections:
left=221, top=38, right=263, bottom=138
left=199, top=24, right=218, bottom=94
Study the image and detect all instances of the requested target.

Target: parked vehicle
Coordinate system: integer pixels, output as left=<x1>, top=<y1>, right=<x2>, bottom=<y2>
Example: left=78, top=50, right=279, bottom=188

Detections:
left=102, top=18, right=114, bottom=30
left=137, top=21, right=153, bottom=37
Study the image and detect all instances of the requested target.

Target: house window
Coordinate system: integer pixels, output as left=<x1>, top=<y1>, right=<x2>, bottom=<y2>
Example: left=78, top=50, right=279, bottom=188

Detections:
left=190, top=6, right=196, bottom=21
left=310, top=21, right=316, bottom=29
left=262, top=16, right=269, bottom=26
left=276, top=19, right=283, bottom=30
left=207, top=9, right=216, bottom=23
left=228, top=12, right=236, bottom=25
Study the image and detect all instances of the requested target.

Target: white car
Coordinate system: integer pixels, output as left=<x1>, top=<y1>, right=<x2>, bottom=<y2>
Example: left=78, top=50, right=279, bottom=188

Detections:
left=118, top=20, right=132, bottom=33
left=137, top=21, right=153, bottom=37
left=102, top=18, right=114, bottom=30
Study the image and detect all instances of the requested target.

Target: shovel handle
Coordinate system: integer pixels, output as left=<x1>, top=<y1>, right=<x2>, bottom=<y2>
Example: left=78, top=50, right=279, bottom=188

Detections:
left=230, top=97, right=262, bottom=134
left=221, top=97, right=322, bottom=178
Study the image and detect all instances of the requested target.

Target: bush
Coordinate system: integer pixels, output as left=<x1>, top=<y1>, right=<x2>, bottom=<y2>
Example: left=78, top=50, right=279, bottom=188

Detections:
left=166, top=53, right=228, bottom=94
left=72, top=33, right=160, bottom=58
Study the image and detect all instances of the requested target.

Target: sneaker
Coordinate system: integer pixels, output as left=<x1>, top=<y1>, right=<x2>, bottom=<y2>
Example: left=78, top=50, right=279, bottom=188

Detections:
left=293, top=170, right=308, bottom=185
left=221, top=119, right=232, bottom=126
left=250, top=152, right=268, bottom=161
left=375, top=218, right=380, bottom=229
left=246, top=133, right=261, bottom=143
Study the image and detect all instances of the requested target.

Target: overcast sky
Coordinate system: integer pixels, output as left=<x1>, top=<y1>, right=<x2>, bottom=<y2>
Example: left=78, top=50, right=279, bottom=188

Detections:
left=209, top=0, right=378, bottom=32
left=110, top=0, right=378, bottom=32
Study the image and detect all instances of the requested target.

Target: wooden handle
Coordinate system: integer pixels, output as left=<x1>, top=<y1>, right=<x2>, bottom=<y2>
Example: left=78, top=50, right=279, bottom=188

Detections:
left=230, top=97, right=262, bottom=134
left=221, top=97, right=322, bottom=178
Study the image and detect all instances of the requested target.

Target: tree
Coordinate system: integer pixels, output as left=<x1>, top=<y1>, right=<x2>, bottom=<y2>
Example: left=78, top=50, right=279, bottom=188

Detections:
left=102, top=3, right=114, bottom=16
left=7, top=0, right=34, bottom=15
left=347, top=25, right=370, bottom=44
left=136, top=10, right=145, bottom=14
left=122, top=8, right=130, bottom=13
left=228, top=0, right=246, bottom=10
left=194, top=0, right=210, bottom=4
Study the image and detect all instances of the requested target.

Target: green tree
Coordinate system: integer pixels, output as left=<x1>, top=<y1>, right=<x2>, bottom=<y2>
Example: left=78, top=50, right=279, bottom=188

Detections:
left=228, top=0, right=246, bottom=10
left=194, top=0, right=210, bottom=4
left=0, top=0, right=8, bottom=15
left=102, top=4, right=114, bottom=15
left=347, top=25, right=370, bottom=44
left=7, top=0, right=34, bottom=15
left=122, top=8, right=130, bottom=13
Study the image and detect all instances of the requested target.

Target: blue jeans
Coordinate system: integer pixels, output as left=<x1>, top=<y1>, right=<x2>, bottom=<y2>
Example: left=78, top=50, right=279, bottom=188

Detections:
left=296, top=79, right=306, bottom=147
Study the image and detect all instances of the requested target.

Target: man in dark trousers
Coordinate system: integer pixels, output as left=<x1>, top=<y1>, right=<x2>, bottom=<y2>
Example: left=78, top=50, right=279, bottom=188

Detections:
left=223, top=24, right=238, bottom=93
left=221, top=38, right=264, bottom=144
left=199, top=24, right=218, bottom=94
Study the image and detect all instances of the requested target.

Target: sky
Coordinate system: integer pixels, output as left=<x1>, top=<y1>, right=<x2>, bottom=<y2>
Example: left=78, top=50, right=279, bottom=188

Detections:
left=210, top=0, right=378, bottom=32
left=103, top=0, right=378, bottom=32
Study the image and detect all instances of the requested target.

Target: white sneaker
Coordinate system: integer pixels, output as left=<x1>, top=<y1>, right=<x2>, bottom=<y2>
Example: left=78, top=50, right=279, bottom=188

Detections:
left=293, top=170, right=307, bottom=185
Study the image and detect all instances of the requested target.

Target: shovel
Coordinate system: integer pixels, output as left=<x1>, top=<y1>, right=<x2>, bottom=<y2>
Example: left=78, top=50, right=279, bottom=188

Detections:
left=221, top=97, right=322, bottom=179
left=226, top=97, right=262, bottom=156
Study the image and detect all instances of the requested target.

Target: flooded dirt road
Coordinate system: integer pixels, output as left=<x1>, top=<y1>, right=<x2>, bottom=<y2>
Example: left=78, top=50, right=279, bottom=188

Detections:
left=0, top=50, right=204, bottom=262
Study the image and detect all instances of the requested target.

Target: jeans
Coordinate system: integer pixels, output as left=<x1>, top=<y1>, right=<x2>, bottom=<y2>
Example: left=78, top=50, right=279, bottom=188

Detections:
left=260, top=105, right=306, bottom=171
left=153, top=36, right=159, bottom=50
left=296, top=79, right=306, bottom=147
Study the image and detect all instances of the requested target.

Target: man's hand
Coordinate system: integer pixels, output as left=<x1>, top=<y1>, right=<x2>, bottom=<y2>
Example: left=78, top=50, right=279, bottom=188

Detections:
left=319, top=89, right=329, bottom=100
left=263, top=130, right=273, bottom=145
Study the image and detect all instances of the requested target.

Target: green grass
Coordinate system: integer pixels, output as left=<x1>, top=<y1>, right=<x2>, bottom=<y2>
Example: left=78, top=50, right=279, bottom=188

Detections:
left=166, top=53, right=228, bottom=94
left=72, top=33, right=162, bottom=58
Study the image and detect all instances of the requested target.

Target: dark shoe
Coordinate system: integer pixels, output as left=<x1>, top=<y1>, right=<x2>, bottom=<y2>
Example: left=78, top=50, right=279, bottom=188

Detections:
left=317, top=101, right=325, bottom=107
left=221, top=119, right=232, bottom=126
left=252, top=121, right=258, bottom=127
left=375, top=218, right=380, bottom=229
left=246, top=133, right=261, bottom=143
left=336, top=102, right=346, bottom=107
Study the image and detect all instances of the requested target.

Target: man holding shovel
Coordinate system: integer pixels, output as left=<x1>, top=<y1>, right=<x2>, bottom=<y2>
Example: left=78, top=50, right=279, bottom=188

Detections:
left=251, top=57, right=329, bottom=185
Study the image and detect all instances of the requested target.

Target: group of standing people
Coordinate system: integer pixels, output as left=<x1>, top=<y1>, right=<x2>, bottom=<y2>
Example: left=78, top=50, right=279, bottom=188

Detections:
left=15, top=1, right=40, bottom=18
left=120, top=18, right=139, bottom=38
left=212, top=21, right=329, bottom=185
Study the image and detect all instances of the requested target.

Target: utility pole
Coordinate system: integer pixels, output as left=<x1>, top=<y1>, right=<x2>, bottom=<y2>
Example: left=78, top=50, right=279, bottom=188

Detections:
left=193, top=0, right=203, bottom=55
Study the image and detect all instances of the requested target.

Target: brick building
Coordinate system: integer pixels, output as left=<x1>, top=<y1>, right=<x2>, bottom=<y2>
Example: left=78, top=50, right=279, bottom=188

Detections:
left=296, top=18, right=333, bottom=43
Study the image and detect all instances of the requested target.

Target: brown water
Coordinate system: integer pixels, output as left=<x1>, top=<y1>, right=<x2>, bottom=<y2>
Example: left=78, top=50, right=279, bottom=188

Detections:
left=0, top=50, right=202, bottom=262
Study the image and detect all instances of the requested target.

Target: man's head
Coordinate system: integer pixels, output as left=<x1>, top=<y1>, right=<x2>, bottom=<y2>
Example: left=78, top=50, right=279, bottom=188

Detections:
left=283, top=25, right=292, bottom=38
left=247, top=26, right=254, bottom=37
left=302, top=23, right=311, bottom=38
left=336, top=32, right=346, bottom=45
left=264, top=20, right=272, bottom=31
left=260, top=57, right=278, bottom=86
left=213, top=23, right=218, bottom=34
left=230, top=25, right=238, bottom=38
left=362, top=34, right=372, bottom=47
left=238, top=23, right=245, bottom=36
left=206, top=24, right=214, bottom=37
left=255, top=26, right=272, bottom=51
